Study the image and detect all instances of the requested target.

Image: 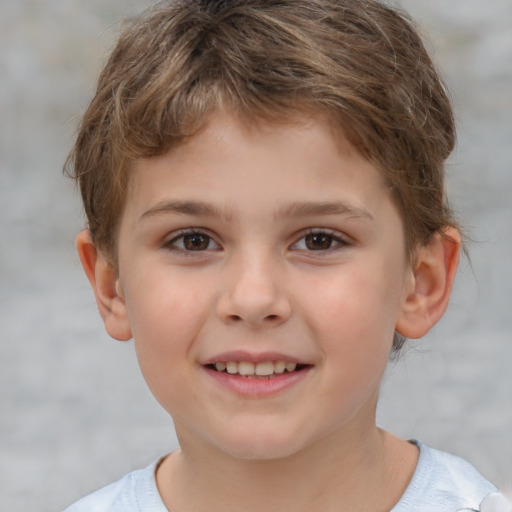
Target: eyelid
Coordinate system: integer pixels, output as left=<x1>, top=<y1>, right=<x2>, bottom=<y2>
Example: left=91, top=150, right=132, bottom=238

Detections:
left=291, top=228, right=352, bottom=252
left=164, top=228, right=221, bottom=253
left=162, top=227, right=351, bottom=255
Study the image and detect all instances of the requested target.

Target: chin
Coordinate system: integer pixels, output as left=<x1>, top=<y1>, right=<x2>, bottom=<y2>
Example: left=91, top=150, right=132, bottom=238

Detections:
left=222, top=444, right=302, bottom=462
left=210, top=425, right=313, bottom=462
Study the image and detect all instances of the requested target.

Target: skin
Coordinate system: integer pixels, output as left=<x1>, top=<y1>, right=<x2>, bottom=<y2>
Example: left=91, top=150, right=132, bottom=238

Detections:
left=77, top=111, right=460, bottom=512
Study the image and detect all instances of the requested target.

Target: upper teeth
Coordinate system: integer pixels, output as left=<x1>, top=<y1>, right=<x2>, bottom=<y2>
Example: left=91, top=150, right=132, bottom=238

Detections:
left=214, top=361, right=297, bottom=376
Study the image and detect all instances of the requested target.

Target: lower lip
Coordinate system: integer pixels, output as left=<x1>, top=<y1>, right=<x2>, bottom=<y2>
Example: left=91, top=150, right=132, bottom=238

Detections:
left=203, top=366, right=312, bottom=398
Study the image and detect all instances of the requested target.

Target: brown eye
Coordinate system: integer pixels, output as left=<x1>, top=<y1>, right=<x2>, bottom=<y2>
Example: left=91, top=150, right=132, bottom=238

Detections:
left=304, top=232, right=335, bottom=250
left=167, top=231, right=220, bottom=252
left=182, top=233, right=211, bottom=250
left=292, top=230, right=349, bottom=252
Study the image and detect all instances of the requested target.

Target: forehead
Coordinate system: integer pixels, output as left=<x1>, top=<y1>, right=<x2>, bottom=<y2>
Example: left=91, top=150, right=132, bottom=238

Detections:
left=131, top=112, right=369, bottom=187
left=120, top=111, right=399, bottom=233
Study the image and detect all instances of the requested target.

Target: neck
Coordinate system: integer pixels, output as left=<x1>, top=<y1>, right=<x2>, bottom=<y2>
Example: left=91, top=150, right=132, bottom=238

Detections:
left=157, top=425, right=417, bottom=512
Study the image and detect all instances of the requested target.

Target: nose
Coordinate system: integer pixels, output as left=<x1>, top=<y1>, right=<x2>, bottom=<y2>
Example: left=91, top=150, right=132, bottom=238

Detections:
left=216, top=251, right=292, bottom=328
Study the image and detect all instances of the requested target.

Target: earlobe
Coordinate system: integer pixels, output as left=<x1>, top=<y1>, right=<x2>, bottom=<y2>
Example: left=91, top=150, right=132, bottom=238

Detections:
left=75, top=230, right=132, bottom=341
left=396, top=227, right=461, bottom=339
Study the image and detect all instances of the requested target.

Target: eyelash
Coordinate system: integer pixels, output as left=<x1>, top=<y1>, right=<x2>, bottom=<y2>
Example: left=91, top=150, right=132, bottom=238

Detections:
left=164, top=229, right=220, bottom=253
left=292, top=229, right=351, bottom=252
left=163, top=228, right=351, bottom=255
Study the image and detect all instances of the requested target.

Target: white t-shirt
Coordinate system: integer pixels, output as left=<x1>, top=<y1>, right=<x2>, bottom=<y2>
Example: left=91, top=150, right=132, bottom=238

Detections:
left=63, top=441, right=511, bottom=512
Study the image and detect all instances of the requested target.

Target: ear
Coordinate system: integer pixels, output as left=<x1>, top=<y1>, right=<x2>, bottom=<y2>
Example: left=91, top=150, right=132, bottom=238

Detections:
left=76, top=230, right=132, bottom=341
left=396, top=227, right=461, bottom=339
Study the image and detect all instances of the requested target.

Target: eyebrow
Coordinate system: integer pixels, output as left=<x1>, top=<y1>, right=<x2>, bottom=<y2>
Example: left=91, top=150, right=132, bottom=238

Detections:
left=139, top=199, right=373, bottom=222
left=140, top=200, right=230, bottom=221
left=276, top=201, right=374, bottom=221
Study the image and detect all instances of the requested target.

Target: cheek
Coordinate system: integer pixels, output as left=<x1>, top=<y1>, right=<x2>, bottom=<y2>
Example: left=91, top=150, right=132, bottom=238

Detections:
left=123, top=272, right=212, bottom=365
left=303, top=265, right=400, bottom=356
left=124, top=278, right=212, bottom=411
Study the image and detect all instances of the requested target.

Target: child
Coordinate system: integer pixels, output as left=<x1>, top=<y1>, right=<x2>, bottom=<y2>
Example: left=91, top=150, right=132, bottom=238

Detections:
left=63, top=0, right=511, bottom=510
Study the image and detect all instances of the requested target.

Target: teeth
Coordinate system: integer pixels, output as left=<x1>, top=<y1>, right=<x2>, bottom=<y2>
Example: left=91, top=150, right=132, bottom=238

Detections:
left=255, top=361, right=274, bottom=376
left=285, top=362, right=297, bottom=372
left=226, top=361, right=238, bottom=374
left=238, top=361, right=255, bottom=376
left=274, top=361, right=286, bottom=374
left=211, top=360, right=302, bottom=376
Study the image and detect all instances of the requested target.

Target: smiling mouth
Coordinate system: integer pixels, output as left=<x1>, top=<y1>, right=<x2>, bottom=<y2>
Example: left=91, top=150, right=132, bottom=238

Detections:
left=206, top=361, right=310, bottom=378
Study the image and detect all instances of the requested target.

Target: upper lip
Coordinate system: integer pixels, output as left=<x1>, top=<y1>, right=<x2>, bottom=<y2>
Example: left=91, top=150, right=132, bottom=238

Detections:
left=202, top=350, right=310, bottom=365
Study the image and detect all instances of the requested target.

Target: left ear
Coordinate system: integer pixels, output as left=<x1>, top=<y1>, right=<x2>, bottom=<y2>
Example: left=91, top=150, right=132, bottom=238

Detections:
left=75, top=230, right=133, bottom=342
left=396, top=227, right=461, bottom=339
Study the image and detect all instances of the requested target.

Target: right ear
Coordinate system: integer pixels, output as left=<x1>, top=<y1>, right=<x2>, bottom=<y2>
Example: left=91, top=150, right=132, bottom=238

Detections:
left=75, top=230, right=132, bottom=341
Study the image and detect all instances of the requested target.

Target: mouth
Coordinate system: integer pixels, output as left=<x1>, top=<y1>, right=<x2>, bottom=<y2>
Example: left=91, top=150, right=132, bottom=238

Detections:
left=205, top=361, right=311, bottom=379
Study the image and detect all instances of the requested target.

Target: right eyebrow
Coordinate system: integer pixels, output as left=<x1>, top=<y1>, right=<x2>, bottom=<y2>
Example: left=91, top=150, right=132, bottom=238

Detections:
left=275, top=200, right=374, bottom=221
left=139, top=200, right=232, bottom=222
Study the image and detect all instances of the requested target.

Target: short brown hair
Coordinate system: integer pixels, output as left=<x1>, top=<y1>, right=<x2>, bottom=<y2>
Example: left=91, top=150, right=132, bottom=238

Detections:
left=66, top=0, right=459, bottom=349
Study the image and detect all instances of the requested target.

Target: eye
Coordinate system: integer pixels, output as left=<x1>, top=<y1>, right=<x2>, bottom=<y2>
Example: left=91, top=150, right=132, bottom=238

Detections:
left=166, top=230, right=220, bottom=252
left=293, top=230, right=349, bottom=251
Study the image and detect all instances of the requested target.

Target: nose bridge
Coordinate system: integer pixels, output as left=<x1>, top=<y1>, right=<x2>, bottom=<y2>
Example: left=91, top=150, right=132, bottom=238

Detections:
left=217, top=244, right=291, bottom=327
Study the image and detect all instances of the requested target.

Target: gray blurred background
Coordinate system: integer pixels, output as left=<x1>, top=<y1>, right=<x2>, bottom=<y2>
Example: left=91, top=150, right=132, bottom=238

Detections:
left=1, top=1, right=511, bottom=510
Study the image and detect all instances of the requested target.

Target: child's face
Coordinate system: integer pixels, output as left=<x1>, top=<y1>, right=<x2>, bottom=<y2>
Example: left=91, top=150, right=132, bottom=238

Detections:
left=114, top=111, right=415, bottom=460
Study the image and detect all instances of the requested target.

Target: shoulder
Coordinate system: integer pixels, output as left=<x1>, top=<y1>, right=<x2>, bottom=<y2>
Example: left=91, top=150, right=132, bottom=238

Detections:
left=62, top=459, right=167, bottom=512
left=392, top=441, right=512, bottom=512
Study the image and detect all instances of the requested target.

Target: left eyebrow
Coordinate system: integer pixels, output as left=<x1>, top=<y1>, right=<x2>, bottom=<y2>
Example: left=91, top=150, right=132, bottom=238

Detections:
left=276, top=201, right=374, bottom=221
left=139, top=200, right=232, bottom=222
